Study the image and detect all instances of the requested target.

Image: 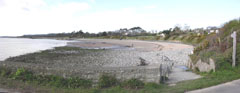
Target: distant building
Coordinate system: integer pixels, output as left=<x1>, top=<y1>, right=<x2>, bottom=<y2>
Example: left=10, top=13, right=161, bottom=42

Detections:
left=193, top=28, right=205, bottom=35
left=207, top=26, right=219, bottom=34
left=160, top=33, right=165, bottom=37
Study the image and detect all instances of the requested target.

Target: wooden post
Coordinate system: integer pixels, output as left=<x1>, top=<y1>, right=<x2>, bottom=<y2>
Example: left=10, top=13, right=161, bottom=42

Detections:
left=231, top=31, right=237, bottom=67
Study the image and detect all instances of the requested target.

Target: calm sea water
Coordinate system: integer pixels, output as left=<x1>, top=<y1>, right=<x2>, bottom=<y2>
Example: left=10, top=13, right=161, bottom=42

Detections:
left=0, top=38, right=67, bottom=61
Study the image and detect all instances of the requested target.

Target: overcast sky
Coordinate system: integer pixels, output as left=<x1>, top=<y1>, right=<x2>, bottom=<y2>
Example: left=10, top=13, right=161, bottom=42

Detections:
left=0, top=0, right=240, bottom=36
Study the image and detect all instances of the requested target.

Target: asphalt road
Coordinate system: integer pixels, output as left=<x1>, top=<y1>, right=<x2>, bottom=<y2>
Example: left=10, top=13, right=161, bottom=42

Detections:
left=187, top=79, right=240, bottom=93
left=0, top=88, right=9, bottom=93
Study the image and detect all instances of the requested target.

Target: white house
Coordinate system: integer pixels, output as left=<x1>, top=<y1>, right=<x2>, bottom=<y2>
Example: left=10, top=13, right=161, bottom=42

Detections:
left=160, top=33, right=165, bottom=37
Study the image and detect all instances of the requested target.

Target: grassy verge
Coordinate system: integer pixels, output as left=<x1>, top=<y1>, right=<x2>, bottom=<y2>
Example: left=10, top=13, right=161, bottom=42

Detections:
left=90, top=34, right=205, bottom=46
left=0, top=68, right=146, bottom=93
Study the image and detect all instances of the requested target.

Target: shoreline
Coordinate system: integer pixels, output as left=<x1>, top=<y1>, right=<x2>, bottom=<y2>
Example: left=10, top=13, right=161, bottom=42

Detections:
left=0, top=39, right=199, bottom=83
left=0, top=38, right=201, bottom=93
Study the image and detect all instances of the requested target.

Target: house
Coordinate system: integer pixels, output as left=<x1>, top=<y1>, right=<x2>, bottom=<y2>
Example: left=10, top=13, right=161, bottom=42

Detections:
left=160, top=33, right=165, bottom=37
left=207, top=26, right=219, bottom=34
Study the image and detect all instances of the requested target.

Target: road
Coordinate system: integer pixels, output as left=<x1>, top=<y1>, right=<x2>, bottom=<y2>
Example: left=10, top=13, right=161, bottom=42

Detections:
left=187, top=79, right=240, bottom=93
left=0, top=88, right=9, bottom=93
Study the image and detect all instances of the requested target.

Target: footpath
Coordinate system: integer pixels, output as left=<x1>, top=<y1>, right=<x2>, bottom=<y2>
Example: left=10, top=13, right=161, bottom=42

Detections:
left=187, top=79, right=240, bottom=93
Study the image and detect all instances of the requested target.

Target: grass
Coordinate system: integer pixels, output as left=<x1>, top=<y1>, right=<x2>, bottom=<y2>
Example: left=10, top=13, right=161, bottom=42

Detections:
left=90, top=34, right=205, bottom=45
left=1, top=53, right=240, bottom=93
left=5, top=46, right=104, bottom=63
left=98, top=74, right=119, bottom=88
left=121, top=78, right=145, bottom=89
left=0, top=67, right=93, bottom=89
left=100, top=67, right=240, bottom=93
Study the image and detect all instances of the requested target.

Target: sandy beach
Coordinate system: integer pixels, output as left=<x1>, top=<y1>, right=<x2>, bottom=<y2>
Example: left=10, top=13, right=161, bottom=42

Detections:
left=68, top=39, right=193, bottom=51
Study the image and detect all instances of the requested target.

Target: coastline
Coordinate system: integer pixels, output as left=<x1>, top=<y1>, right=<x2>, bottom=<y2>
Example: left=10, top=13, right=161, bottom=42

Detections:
left=0, top=38, right=200, bottom=93
left=1, top=39, right=198, bottom=81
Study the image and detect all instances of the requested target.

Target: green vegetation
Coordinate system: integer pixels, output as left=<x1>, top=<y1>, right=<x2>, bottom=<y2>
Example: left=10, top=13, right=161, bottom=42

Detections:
left=6, top=46, right=104, bottom=63
left=121, top=78, right=144, bottom=89
left=2, top=66, right=240, bottom=93
left=0, top=68, right=153, bottom=92
left=0, top=67, right=92, bottom=89
left=190, top=18, right=240, bottom=69
left=98, top=74, right=119, bottom=88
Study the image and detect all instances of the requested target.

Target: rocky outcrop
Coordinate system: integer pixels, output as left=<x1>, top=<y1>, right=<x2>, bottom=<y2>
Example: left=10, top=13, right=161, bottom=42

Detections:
left=188, top=58, right=215, bottom=72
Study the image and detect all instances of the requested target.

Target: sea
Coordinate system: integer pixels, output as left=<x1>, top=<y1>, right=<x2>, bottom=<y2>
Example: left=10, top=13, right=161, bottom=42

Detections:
left=0, top=38, right=67, bottom=61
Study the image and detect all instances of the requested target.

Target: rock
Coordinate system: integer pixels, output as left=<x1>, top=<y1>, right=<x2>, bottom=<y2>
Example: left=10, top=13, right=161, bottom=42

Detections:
left=193, top=58, right=215, bottom=72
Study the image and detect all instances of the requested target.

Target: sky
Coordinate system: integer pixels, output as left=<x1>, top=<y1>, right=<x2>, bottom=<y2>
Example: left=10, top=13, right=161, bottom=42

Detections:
left=0, top=0, right=240, bottom=36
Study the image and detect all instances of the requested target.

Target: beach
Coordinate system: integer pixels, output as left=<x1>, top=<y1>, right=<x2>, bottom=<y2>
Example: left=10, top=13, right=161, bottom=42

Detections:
left=0, top=39, right=200, bottom=83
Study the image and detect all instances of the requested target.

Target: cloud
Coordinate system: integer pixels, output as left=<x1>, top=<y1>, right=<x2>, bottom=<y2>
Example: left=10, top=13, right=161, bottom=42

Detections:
left=0, top=0, right=91, bottom=36
left=0, top=0, right=231, bottom=36
left=51, top=2, right=90, bottom=14
left=73, top=8, right=166, bottom=32
left=0, top=1, right=170, bottom=36
left=1, top=0, right=46, bottom=11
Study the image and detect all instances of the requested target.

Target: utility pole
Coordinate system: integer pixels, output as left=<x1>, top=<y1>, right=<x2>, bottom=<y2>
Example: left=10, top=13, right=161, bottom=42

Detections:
left=231, top=31, right=237, bottom=67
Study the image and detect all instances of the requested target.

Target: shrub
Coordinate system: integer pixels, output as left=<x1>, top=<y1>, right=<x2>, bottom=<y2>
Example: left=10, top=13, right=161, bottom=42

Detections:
left=214, top=52, right=232, bottom=70
left=0, top=68, right=92, bottom=88
left=38, top=75, right=92, bottom=88
left=189, top=54, right=199, bottom=64
left=12, top=68, right=34, bottom=81
left=199, top=51, right=215, bottom=63
left=164, top=35, right=170, bottom=40
left=67, top=77, right=92, bottom=88
left=193, top=40, right=209, bottom=54
left=45, top=75, right=69, bottom=87
left=0, top=67, right=12, bottom=77
left=236, top=44, right=240, bottom=65
left=98, top=74, right=119, bottom=88
left=121, top=78, right=144, bottom=89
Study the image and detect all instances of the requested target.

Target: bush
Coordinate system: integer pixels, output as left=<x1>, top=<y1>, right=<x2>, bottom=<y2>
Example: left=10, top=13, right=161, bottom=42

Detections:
left=0, top=68, right=93, bottom=88
left=236, top=44, right=240, bottom=65
left=164, top=35, right=170, bottom=40
left=0, top=67, right=12, bottom=77
left=193, top=40, right=209, bottom=54
left=67, top=77, right=92, bottom=88
left=121, top=78, right=144, bottom=89
left=98, top=74, right=119, bottom=88
left=12, top=68, right=34, bottom=81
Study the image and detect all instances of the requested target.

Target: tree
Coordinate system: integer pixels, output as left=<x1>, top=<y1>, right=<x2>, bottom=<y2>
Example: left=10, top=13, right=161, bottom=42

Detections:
left=173, top=26, right=181, bottom=32
left=161, top=30, right=171, bottom=35
left=102, top=32, right=108, bottom=36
